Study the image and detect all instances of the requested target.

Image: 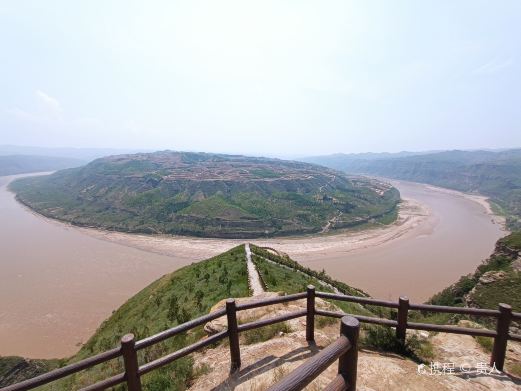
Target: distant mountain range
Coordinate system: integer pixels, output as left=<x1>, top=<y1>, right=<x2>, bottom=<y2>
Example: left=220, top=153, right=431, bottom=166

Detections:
left=0, top=145, right=149, bottom=162
left=0, top=155, right=86, bottom=176
left=303, top=149, right=521, bottom=230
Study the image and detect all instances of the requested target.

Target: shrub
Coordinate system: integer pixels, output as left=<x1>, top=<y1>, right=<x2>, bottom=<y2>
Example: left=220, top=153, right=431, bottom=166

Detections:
left=243, top=322, right=293, bottom=345
left=361, top=325, right=433, bottom=363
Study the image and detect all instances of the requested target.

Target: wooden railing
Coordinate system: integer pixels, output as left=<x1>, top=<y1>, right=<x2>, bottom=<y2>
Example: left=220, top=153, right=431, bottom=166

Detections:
left=267, top=316, right=360, bottom=391
left=2, top=286, right=520, bottom=391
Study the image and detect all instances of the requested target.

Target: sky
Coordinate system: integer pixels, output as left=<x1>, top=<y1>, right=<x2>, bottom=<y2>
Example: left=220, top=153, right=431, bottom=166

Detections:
left=1, top=1, right=520, bottom=157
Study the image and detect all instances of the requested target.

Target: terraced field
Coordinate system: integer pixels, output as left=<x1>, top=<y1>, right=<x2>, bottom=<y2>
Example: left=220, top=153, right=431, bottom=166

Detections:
left=10, top=151, right=399, bottom=238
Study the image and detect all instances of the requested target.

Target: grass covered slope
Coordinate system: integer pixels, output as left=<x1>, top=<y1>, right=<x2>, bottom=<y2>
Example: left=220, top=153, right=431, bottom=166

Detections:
left=10, top=151, right=399, bottom=238
left=430, top=232, right=521, bottom=313
left=0, top=245, right=249, bottom=390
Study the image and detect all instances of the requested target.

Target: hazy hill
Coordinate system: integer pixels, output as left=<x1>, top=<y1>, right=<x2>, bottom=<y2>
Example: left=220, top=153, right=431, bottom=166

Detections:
left=0, top=145, right=148, bottom=162
left=10, top=151, right=399, bottom=238
left=304, top=149, right=521, bottom=230
left=0, top=155, right=85, bottom=176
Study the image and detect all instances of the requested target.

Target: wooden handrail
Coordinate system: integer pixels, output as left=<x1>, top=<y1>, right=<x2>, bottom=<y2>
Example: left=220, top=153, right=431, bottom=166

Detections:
left=267, top=336, right=351, bottom=391
left=138, top=331, right=228, bottom=375
left=235, top=292, right=307, bottom=311
left=315, top=309, right=398, bottom=327
left=121, top=334, right=141, bottom=391
left=238, top=310, right=307, bottom=332
left=409, top=303, right=501, bottom=317
left=323, top=374, right=348, bottom=391
left=267, top=316, right=359, bottom=391
left=306, top=285, right=316, bottom=342
left=78, top=373, right=126, bottom=391
left=135, top=307, right=226, bottom=350
left=316, top=292, right=399, bottom=308
left=2, top=287, right=518, bottom=390
left=491, top=304, right=512, bottom=370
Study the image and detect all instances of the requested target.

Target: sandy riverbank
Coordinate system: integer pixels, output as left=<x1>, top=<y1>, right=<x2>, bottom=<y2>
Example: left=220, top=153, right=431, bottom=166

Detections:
left=423, top=184, right=506, bottom=226
left=75, top=196, right=430, bottom=261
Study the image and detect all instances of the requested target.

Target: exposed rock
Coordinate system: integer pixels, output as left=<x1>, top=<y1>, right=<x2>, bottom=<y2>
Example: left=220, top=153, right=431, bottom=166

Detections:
left=512, top=257, right=521, bottom=271
left=406, top=329, right=430, bottom=340
left=465, top=271, right=509, bottom=308
left=495, top=241, right=520, bottom=260
left=478, top=271, right=508, bottom=285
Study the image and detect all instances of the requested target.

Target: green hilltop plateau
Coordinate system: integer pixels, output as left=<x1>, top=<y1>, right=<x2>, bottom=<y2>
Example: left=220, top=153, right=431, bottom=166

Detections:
left=9, top=151, right=399, bottom=238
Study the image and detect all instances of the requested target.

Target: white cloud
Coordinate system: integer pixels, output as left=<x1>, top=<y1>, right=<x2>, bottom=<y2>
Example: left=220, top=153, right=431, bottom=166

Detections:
left=35, top=90, right=63, bottom=120
left=5, top=90, right=64, bottom=125
left=473, top=58, right=513, bottom=75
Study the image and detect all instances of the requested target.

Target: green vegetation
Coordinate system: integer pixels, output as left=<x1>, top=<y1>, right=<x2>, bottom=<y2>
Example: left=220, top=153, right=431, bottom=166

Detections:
left=475, top=336, right=494, bottom=352
left=507, top=362, right=521, bottom=378
left=469, top=274, right=521, bottom=311
left=10, top=151, right=399, bottom=238
left=498, top=231, right=521, bottom=251
left=250, top=244, right=367, bottom=297
left=305, top=149, right=521, bottom=230
left=242, top=322, right=293, bottom=345
left=250, top=245, right=375, bottom=317
left=429, top=232, right=521, bottom=322
left=361, top=325, right=433, bottom=363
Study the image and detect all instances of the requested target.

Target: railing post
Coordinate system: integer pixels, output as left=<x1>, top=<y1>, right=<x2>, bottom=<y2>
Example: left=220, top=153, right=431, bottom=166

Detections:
left=338, top=316, right=360, bottom=391
left=226, top=298, right=241, bottom=372
left=491, top=303, right=512, bottom=371
left=306, top=285, right=316, bottom=342
left=121, top=333, right=142, bottom=391
left=396, top=296, right=409, bottom=344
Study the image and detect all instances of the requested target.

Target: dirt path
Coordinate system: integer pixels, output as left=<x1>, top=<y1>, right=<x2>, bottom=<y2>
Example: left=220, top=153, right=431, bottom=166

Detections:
left=246, top=243, right=265, bottom=296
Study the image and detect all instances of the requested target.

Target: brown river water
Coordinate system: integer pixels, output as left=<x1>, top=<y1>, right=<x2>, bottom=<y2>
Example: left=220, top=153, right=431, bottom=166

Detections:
left=0, top=174, right=506, bottom=358
left=296, top=180, right=506, bottom=302
left=0, top=174, right=192, bottom=358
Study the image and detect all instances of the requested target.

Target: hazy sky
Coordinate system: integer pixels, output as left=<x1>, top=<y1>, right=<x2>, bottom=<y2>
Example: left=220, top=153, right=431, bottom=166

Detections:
left=1, top=1, right=520, bottom=157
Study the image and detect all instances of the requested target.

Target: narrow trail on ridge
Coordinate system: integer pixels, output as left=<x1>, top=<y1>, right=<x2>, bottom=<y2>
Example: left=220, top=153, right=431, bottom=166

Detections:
left=245, top=243, right=265, bottom=296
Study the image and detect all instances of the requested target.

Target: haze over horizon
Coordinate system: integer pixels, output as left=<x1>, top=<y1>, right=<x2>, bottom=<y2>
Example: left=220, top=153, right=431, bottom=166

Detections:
left=1, top=1, right=521, bottom=156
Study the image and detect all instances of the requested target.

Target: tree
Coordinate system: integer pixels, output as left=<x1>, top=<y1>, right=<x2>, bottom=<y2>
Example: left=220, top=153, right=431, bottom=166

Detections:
left=167, top=295, right=179, bottom=322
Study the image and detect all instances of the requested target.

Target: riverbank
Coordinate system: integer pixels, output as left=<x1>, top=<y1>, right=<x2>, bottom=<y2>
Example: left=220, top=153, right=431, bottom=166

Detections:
left=74, top=196, right=428, bottom=262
